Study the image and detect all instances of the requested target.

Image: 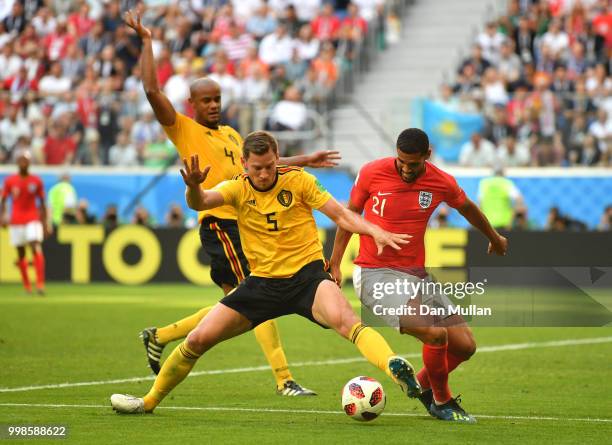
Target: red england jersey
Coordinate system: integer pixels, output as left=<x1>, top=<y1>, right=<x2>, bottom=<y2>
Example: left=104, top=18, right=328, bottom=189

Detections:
left=351, top=158, right=466, bottom=268
left=2, top=174, right=45, bottom=224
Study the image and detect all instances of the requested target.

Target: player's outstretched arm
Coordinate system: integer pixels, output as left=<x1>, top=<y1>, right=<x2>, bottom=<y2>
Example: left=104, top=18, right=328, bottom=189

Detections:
left=124, top=10, right=176, bottom=126
left=457, top=198, right=508, bottom=255
left=280, top=150, right=341, bottom=168
left=319, top=198, right=410, bottom=255
left=329, top=199, right=364, bottom=284
left=180, top=155, right=225, bottom=211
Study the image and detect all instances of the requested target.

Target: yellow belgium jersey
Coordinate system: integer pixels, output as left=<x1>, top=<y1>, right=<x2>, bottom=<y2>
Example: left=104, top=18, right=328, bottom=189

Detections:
left=163, top=112, right=243, bottom=221
left=214, top=167, right=332, bottom=278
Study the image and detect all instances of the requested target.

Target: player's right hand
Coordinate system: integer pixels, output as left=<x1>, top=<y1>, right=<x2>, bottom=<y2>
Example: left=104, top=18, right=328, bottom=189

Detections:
left=124, top=10, right=152, bottom=40
left=180, top=154, right=211, bottom=188
left=373, top=229, right=411, bottom=255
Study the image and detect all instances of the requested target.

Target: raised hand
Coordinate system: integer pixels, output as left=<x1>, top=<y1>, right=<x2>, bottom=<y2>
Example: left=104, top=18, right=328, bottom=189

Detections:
left=123, top=9, right=152, bottom=40
left=306, top=150, right=341, bottom=168
left=180, top=154, right=211, bottom=188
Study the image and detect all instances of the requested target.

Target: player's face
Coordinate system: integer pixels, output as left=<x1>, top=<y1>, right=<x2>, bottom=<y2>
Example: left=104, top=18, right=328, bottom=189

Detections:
left=17, top=155, right=30, bottom=174
left=243, top=149, right=279, bottom=191
left=395, top=149, right=429, bottom=183
left=190, top=84, right=221, bottom=128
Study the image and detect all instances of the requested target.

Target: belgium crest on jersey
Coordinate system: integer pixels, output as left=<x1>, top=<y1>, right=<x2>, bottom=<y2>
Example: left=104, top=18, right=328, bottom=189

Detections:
left=277, top=189, right=293, bottom=207
left=418, top=191, right=433, bottom=209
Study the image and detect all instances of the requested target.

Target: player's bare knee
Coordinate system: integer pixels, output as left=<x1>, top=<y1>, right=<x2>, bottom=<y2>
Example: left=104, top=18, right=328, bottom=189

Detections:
left=185, top=329, right=214, bottom=355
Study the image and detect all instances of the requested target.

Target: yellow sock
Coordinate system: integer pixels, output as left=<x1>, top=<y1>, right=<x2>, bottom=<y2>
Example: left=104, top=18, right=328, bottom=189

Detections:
left=143, top=341, right=201, bottom=412
left=349, top=322, right=394, bottom=379
left=253, top=319, right=293, bottom=389
left=155, top=306, right=213, bottom=345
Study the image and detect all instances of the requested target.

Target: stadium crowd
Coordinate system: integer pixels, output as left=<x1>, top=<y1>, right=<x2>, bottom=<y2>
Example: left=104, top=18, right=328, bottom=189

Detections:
left=442, top=0, right=611, bottom=167
left=0, top=0, right=388, bottom=165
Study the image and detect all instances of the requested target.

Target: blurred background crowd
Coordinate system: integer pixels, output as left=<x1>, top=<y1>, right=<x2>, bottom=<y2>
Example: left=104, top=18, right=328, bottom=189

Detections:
left=0, top=0, right=391, bottom=165
left=439, top=0, right=611, bottom=167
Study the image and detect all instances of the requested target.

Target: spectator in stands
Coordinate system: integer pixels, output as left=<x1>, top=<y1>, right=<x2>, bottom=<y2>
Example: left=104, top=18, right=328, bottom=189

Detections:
left=482, top=67, right=509, bottom=106
left=311, top=41, right=339, bottom=88
left=588, top=109, right=611, bottom=156
left=294, top=23, right=320, bottom=62
left=221, top=21, right=254, bottom=65
left=296, top=65, right=329, bottom=108
left=43, top=19, right=74, bottom=61
left=513, top=16, right=535, bottom=64
left=38, top=62, right=72, bottom=104
left=132, top=205, right=154, bottom=227
left=598, top=205, right=612, bottom=231
left=258, top=22, right=293, bottom=66
left=165, top=203, right=185, bottom=228
left=31, top=6, right=56, bottom=37
left=0, top=105, right=30, bottom=159
left=246, top=4, right=277, bottom=41
left=459, top=132, right=497, bottom=167
left=512, top=205, right=535, bottom=231
left=460, top=44, right=491, bottom=79
left=484, top=105, right=513, bottom=145
left=429, top=206, right=451, bottom=229
left=0, top=41, right=23, bottom=82
left=477, top=21, right=505, bottom=65
left=75, top=199, right=96, bottom=224
left=546, top=206, right=587, bottom=231
left=496, top=134, right=530, bottom=168
left=3, top=1, right=25, bottom=35
left=541, top=19, right=570, bottom=59
left=103, top=204, right=119, bottom=230
left=311, top=2, right=341, bottom=42
left=294, top=0, right=322, bottom=25
left=285, top=47, right=308, bottom=82
left=43, top=119, right=77, bottom=165
left=497, top=39, right=522, bottom=86
left=268, top=86, right=308, bottom=132
left=109, top=131, right=139, bottom=167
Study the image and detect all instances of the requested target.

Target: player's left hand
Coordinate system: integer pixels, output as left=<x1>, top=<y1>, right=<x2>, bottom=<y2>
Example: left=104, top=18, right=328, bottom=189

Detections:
left=305, top=150, right=341, bottom=168
left=180, top=154, right=211, bottom=188
left=487, top=234, right=508, bottom=256
left=373, top=229, right=411, bottom=255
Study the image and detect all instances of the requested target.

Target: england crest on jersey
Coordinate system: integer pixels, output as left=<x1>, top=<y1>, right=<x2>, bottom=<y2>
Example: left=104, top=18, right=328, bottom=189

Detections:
left=418, top=191, right=433, bottom=209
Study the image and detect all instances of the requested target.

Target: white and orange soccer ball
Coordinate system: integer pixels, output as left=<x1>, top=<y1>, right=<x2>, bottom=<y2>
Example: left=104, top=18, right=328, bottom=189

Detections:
left=341, top=376, right=386, bottom=421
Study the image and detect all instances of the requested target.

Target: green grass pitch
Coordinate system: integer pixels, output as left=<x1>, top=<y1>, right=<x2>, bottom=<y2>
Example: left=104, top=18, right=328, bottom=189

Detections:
left=0, top=284, right=611, bottom=444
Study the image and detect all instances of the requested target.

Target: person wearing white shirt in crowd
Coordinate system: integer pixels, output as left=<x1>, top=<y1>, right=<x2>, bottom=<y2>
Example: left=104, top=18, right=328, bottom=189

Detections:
left=269, top=86, right=308, bottom=131
left=496, top=134, right=530, bottom=168
left=31, top=6, right=56, bottom=36
left=233, top=0, right=264, bottom=23
left=588, top=109, right=612, bottom=154
left=353, top=0, right=384, bottom=22
left=459, top=132, right=497, bottom=167
left=477, top=21, right=505, bottom=65
left=0, top=104, right=30, bottom=155
left=497, top=40, right=521, bottom=84
left=482, top=67, right=509, bottom=106
left=258, top=23, right=293, bottom=66
left=109, top=131, right=140, bottom=167
left=243, top=65, right=270, bottom=103
left=37, top=62, right=72, bottom=102
left=540, top=19, right=569, bottom=58
left=294, top=0, right=321, bottom=23
left=0, top=41, right=22, bottom=81
left=163, top=61, right=191, bottom=113
left=294, top=24, right=320, bottom=61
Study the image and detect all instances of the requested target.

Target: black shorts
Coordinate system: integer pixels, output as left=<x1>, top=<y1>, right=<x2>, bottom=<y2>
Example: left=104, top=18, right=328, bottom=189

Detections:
left=220, top=260, right=334, bottom=328
left=199, top=217, right=250, bottom=288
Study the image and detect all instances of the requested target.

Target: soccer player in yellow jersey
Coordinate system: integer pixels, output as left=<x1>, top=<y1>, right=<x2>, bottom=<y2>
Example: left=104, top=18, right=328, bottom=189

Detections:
left=125, top=11, right=340, bottom=396
left=110, top=131, right=422, bottom=414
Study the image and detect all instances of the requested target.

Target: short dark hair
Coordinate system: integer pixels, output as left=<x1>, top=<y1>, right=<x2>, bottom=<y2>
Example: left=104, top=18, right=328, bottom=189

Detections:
left=396, top=128, right=429, bottom=154
left=243, top=131, right=278, bottom=159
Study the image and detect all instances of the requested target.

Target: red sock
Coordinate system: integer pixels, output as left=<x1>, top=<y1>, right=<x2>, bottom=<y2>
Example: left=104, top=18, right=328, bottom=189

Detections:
left=33, top=252, right=45, bottom=290
left=17, top=258, right=32, bottom=292
left=421, top=343, right=451, bottom=404
left=447, top=350, right=467, bottom=373
left=416, top=367, right=430, bottom=389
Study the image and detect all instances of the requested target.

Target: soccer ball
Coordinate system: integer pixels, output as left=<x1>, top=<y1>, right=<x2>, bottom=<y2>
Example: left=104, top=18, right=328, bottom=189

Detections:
left=341, top=376, right=386, bottom=421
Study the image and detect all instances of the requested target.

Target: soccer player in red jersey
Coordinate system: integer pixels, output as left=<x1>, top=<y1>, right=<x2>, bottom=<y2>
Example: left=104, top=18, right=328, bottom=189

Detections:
left=0, top=151, right=49, bottom=295
left=330, top=128, right=508, bottom=423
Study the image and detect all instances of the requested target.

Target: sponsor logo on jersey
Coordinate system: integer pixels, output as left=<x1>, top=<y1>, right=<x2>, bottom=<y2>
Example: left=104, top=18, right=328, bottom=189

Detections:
left=419, top=191, right=433, bottom=209
left=246, top=199, right=256, bottom=206
left=277, top=190, right=293, bottom=207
